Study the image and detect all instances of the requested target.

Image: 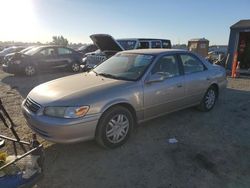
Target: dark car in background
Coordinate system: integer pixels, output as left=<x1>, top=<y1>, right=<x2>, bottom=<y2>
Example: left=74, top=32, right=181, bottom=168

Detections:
left=0, top=46, right=26, bottom=64
left=77, top=44, right=98, bottom=55
left=2, top=45, right=84, bottom=76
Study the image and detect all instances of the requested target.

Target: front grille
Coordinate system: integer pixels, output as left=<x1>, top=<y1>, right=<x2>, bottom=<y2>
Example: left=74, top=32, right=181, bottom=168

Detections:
left=86, top=55, right=107, bottom=65
left=24, top=98, right=41, bottom=113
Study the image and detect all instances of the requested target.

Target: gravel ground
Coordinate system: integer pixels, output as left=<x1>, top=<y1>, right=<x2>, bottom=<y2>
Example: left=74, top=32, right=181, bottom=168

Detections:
left=0, top=69, right=250, bottom=188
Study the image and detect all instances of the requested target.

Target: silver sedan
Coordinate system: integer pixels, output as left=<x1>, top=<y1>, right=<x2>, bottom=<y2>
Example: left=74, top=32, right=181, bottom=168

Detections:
left=22, top=49, right=227, bottom=148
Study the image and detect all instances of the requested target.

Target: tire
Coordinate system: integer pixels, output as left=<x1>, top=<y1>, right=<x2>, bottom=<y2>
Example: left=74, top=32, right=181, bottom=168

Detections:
left=198, top=86, right=218, bottom=112
left=71, top=62, right=80, bottom=72
left=24, top=65, right=36, bottom=76
left=95, top=106, right=134, bottom=149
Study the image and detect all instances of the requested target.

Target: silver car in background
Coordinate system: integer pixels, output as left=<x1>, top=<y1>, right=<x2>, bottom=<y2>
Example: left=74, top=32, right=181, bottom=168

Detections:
left=22, top=49, right=227, bottom=148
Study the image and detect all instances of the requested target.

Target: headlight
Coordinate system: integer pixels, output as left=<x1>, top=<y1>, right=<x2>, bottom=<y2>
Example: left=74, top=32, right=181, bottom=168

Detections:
left=44, top=106, right=89, bottom=118
left=12, top=60, right=21, bottom=64
left=82, top=57, right=87, bottom=63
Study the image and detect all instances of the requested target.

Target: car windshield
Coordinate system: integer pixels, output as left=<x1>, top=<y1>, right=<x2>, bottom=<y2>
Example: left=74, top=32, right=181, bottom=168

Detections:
left=20, top=46, right=35, bottom=54
left=94, top=53, right=154, bottom=81
left=78, top=45, right=87, bottom=51
left=0, top=47, right=16, bottom=53
left=117, top=40, right=137, bottom=50
left=24, top=46, right=42, bottom=56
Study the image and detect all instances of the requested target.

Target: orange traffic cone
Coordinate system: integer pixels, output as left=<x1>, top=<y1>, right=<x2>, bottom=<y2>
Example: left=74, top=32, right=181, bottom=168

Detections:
left=235, top=61, right=240, bottom=78
left=231, top=52, right=238, bottom=78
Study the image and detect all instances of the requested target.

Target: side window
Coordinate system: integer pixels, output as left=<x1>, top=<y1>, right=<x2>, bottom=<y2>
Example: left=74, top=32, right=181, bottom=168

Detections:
left=138, top=41, right=149, bottom=49
left=151, top=41, right=162, bottom=48
left=38, top=48, right=56, bottom=56
left=180, top=54, right=205, bottom=74
left=58, top=48, right=72, bottom=55
left=151, top=55, right=180, bottom=78
left=162, top=40, right=171, bottom=48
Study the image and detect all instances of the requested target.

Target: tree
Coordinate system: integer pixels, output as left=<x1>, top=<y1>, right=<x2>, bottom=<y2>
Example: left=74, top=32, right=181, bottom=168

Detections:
left=51, top=36, right=68, bottom=46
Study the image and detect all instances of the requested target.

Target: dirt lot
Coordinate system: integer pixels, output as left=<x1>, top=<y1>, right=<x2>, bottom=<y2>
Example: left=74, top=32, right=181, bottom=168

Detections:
left=0, top=69, right=250, bottom=188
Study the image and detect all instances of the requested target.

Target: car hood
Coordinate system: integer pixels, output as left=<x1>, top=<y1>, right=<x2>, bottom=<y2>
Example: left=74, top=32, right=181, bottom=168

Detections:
left=28, top=72, right=130, bottom=106
left=90, top=34, right=124, bottom=53
left=5, top=52, right=15, bottom=57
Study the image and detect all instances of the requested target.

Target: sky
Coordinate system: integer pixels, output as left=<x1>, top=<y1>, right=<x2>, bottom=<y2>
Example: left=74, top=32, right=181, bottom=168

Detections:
left=0, top=0, right=249, bottom=45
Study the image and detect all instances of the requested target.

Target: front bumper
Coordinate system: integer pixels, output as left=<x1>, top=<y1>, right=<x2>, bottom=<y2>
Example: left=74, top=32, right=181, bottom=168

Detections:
left=2, top=63, right=22, bottom=74
left=22, top=101, right=101, bottom=144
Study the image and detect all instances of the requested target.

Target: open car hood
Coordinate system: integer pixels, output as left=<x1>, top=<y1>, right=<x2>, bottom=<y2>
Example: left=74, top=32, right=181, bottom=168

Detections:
left=90, top=34, right=124, bottom=53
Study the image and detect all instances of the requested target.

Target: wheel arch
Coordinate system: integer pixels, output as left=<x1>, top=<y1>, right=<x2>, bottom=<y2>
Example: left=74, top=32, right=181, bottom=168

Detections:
left=99, top=101, right=138, bottom=125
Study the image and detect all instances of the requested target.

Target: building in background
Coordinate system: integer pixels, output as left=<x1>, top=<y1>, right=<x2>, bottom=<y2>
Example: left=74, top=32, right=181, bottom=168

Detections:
left=188, top=38, right=209, bottom=57
left=227, top=19, right=250, bottom=71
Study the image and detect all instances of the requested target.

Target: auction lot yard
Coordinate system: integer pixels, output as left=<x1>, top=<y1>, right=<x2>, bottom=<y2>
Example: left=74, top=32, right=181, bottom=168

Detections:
left=0, top=69, right=250, bottom=188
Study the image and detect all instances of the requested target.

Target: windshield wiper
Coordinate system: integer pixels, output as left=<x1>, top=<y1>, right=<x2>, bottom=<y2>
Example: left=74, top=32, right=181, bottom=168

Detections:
left=98, top=73, right=134, bottom=81
left=98, top=73, right=118, bottom=79
left=91, top=70, right=99, bottom=76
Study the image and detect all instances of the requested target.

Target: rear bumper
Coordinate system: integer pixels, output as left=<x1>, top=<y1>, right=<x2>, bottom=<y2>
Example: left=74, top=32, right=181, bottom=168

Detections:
left=22, top=101, right=101, bottom=144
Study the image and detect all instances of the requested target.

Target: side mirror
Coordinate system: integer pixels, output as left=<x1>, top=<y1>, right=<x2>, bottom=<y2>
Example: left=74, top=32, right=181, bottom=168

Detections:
left=145, top=73, right=165, bottom=84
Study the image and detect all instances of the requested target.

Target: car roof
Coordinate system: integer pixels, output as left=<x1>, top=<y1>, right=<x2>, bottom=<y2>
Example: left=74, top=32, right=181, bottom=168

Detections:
left=120, top=49, right=188, bottom=55
left=38, top=45, right=68, bottom=48
left=117, top=38, right=171, bottom=41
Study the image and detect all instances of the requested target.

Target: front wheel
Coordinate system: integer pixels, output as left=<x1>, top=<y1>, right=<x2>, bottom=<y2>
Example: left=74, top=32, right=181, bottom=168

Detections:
left=198, top=86, right=217, bottom=112
left=70, top=62, right=80, bottom=72
left=95, top=106, right=134, bottom=149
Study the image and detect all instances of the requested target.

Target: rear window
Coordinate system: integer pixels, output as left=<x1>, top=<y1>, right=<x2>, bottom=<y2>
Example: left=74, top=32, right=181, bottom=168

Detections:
left=162, top=40, right=171, bottom=48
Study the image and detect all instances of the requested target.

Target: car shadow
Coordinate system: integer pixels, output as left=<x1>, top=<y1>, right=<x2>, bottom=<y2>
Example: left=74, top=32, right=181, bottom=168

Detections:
left=1, top=70, right=76, bottom=98
left=36, top=87, right=250, bottom=188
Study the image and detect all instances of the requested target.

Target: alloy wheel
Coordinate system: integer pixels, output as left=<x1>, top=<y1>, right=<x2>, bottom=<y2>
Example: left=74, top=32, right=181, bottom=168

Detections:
left=72, top=63, right=80, bottom=72
left=105, top=114, right=129, bottom=144
left=205, top=89, right=216, bottom=109
left=25, top=66, right=35, bottom=76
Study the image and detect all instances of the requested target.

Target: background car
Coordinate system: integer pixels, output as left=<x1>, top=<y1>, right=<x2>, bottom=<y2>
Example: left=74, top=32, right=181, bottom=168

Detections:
left=207, top=50, right=226, bottom=62
left=2, top=45, right=84, bottom=76
left=2, top=46, right=36, bottom=65
left=22, top=49, right=227, bottom=148
left=77, top=44, right=98, bottom=55
left=0, top=46, right=26, bottom=64
left=84, top=34, right=172, bottom=70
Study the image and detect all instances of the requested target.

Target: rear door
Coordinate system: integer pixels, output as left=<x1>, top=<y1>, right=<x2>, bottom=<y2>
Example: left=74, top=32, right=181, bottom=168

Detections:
left=143, top=54, right=185, bottom=119
left=178, top=53, right=211, bottom=105
left=56, top=47, right=75, bottom=68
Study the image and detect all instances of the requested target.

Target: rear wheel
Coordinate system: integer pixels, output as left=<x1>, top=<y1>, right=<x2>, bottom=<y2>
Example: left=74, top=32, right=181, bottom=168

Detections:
left=24, top=65, right=36, bottom=76
left=198, top=86, right=217, bottom=111
left=95, top=106, right=134, bottom=149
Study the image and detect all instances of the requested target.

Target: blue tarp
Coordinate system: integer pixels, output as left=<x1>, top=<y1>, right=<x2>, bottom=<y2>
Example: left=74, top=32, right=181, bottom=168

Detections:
left=0, top=172, right=39, bottom=188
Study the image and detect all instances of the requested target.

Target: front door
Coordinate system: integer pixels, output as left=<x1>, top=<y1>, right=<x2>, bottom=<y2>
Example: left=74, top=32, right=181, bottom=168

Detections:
left=143, top=55, right=185, bottom=120
left=35, top=47, right=59, bottom=70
